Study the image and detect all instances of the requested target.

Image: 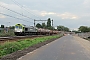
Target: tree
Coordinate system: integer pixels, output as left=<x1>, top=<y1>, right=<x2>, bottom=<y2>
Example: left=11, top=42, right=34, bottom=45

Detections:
left=57, top=25, right=64, bottom=31
left=42, top=23, right=46, bottom=28
left=64, top=27, right=69, bottom=32
left=1, top=25, right=4, bottom=28
left=36, top=23, right=42, bottom=28
left=47, top=18, right=51, bottom=27
left=78, top=26, right=90, bottom=32
left=9, top=26, right=15, bottom=29
left=47, top=26, right=55, bottom=30
left=57, top=25, right=69, bottom=32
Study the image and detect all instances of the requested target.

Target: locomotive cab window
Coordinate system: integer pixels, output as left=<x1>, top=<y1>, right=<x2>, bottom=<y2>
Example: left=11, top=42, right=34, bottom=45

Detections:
left=15, top=26, right=19, bottom=28
left=19, top=26, right=22, bottom=29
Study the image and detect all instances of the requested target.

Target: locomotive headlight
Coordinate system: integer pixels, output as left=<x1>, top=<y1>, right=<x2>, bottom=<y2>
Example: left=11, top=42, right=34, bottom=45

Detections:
left=15, top=28, right=23, bottom=32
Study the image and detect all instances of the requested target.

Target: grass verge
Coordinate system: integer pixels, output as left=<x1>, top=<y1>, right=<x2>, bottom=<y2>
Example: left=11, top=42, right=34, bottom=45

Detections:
left=84, top=38, right=90, bottom=41
left=0, top=35, right=61, bottom=58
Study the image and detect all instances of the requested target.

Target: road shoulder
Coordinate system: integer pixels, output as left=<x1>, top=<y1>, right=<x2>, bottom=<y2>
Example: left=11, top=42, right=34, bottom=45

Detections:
left=73, top=36, right=90, bottom=56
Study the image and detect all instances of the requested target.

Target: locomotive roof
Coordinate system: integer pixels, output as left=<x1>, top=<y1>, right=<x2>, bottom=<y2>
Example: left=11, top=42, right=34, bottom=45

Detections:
left=15, top=24, right=37, bottom=28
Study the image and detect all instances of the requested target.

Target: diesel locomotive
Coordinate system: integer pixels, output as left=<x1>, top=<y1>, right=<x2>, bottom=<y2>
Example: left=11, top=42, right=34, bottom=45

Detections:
left=14, top=24, right=60, bottom=36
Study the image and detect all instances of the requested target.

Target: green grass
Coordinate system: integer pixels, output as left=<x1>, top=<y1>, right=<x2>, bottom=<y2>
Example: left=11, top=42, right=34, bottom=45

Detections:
left=84, top=38, right=90, bottom=41
left=0, top=35, right=61, bottom=58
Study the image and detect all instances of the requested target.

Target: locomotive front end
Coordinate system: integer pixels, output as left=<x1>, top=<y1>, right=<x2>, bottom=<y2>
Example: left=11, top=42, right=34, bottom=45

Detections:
left=14, top=24, right=25, bottom=36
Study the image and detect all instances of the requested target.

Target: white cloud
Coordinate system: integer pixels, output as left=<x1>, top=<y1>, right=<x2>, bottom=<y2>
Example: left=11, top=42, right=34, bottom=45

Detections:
left=40, top=11, right=79, bottom=19
left=40, top=11, right=56, bottom=16
left=0, top=2, right=79, bottom=20
left=0, top=14, right=6, bottom=18
left=0, top=2, right=8, bottom=6
left=57, top=12, right=79, bottom=19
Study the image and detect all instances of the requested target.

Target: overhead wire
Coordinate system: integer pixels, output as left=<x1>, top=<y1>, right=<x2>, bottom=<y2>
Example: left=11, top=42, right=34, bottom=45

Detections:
left=11, top=0, right=40, bottom=19
left=0, top=12, right=33, bottom=23
left=0, top=4, right=34, bottom=20
left=0, top=0, right=42, bottom=25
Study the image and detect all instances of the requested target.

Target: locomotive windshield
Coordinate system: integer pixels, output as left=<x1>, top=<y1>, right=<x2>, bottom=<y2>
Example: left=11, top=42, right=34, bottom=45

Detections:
left=15, top=25, right=22, bottom=29
left=19, top=26, right=22, bottom=29
left=15, top=26, right=19, bottom=28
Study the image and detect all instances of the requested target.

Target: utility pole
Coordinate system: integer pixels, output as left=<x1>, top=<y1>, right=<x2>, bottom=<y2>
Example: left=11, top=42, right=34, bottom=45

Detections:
left=52, top=20, right=53, bottom=34
left=34, top=19, right=35, bottom=27
left=34, top=19, right=47, bottom=27
left=34, top=19, right=53, bottom=28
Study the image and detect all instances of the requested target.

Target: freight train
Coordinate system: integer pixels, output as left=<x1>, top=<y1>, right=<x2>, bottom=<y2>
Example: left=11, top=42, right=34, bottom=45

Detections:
left=14, top=24, right=60, bottom=36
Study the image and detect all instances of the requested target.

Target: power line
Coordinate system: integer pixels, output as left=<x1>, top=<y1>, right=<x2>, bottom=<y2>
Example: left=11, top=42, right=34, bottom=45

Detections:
left=11, top=0, right=40, bottom=19
left=0, top=12, right=33, bottom=23
left=0, top=4, right=34, bottom=20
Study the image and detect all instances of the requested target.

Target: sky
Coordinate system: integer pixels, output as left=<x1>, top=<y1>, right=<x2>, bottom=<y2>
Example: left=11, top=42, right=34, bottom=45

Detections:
left=0, top=0, right=90, bottom=30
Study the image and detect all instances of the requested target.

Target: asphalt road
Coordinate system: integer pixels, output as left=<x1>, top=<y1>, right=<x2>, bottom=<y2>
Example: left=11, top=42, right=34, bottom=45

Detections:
left=17, top=35, right=90, bottom=60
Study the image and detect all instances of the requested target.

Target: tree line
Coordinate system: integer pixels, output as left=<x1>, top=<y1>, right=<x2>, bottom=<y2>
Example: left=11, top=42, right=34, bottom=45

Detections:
left=71, top=26, right=90, bottom=33
left=57, top=25, right=70, bottom=32
left=0, top=25, right=14, bottom=29
left=36, top=18, right=70, bottom=32
left=78, top=26, right=90, bottom=32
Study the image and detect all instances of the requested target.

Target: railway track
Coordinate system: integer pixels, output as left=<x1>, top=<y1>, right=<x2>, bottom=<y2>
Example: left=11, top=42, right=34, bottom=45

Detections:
left=0, top=35, right=44, bottom=44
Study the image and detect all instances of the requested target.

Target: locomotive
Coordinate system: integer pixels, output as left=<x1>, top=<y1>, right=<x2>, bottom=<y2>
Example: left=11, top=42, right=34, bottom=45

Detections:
left=14, top=24, right=60, bottom=36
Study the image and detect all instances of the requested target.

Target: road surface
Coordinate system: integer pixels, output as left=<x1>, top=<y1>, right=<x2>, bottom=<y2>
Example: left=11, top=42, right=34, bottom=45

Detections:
left=17, top=35, right=90, bottom=60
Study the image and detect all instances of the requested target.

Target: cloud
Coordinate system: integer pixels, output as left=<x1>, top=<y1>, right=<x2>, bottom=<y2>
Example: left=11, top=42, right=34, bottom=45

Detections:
left=1, top=0, right=89, bottom=29
left=57, top=12, right=79, bottom=19
left=83, top=0, right=90, bottom=8
left=40, top=11, right=56, bottom=16
left=0, top=1, right=79, bottom=20
left=0, top=2, right=18, bottom=13
left=40, top=11, right=79, bottom=19
left=0, top=14, right=6, bottom=18
left=0, top=2, right=8, bottom=6
left=83, top=0, right=90, bottom=4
